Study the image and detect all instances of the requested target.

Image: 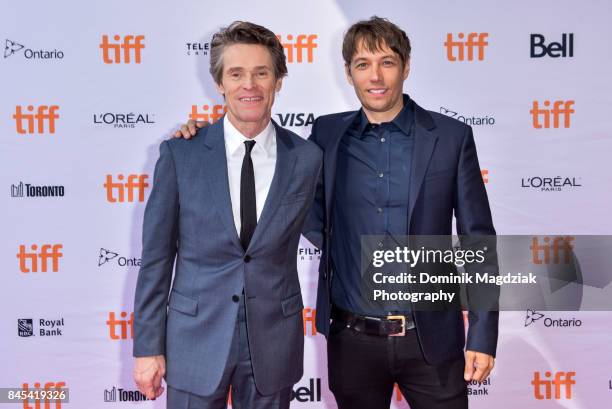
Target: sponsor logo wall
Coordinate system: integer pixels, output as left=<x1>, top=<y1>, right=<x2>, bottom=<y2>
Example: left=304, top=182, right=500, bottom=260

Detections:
left=3, top=1, right=611, bottom=408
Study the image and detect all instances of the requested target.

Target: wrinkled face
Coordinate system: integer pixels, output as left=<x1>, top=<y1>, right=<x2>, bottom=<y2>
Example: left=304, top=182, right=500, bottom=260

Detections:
left=346, top=40, right=409, bottom=117
left=216, top=43, right=282, bottom=126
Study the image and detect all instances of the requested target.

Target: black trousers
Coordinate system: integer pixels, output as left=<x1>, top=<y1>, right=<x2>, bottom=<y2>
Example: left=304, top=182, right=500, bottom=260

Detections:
left=327, top=320, right=468, bottom=409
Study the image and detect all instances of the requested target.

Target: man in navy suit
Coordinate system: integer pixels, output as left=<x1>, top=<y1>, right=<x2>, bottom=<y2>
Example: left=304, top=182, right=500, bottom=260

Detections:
left=177, top=16, right=497, bottom=409
left=133, top=21, right=322, bottom=409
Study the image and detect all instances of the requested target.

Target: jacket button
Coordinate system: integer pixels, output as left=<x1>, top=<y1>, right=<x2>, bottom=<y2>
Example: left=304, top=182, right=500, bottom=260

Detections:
left=243, top=254, right=251, bottom=263
left=232, top=295, right=240, bottom=303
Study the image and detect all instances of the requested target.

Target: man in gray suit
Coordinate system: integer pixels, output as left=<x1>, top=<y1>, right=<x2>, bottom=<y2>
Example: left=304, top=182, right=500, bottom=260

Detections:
left=132, top=21, right=322, bottom=409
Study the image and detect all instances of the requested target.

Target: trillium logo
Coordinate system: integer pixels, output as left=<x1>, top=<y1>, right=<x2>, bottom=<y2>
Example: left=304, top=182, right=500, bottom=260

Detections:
left=99, top=248, right=119, bottom=266
left=524, top=309, right=545, bottom=326
left=4, top=39, right=24, bottom=58
left=440, top=106, right=495, bottom=126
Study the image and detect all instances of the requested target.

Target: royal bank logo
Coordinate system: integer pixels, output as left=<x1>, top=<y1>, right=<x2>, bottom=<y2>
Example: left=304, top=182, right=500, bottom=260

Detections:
left=18, top=317, right=65, bottom=337
left=4, top=39, right=64, bottom=59
left=521, top=176, right=581, bottom=192
left=440, top=107, right=495, bottom=126
left=524, top=310, right=582, bottom=328
left=98, top=248, right=141, bottom=267
left=468, top=378, right=491, bottom=396
left=93, top=112, right=155, bottom=129
left=104, top=386, right=149, bottom=402
left=186, top=42, right=210, bottom=56
left=18, top=318, right=34, bottom=337
left=11, top=182, right=65, bottom=198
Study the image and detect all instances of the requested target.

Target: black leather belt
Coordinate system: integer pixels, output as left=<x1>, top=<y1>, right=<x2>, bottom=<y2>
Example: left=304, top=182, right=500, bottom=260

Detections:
left=331, top=306, right=415, bottom=337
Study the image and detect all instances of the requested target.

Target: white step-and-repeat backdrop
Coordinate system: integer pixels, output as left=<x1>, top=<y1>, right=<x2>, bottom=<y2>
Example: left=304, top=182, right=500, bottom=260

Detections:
left=3, top=1, right=612, bottom=408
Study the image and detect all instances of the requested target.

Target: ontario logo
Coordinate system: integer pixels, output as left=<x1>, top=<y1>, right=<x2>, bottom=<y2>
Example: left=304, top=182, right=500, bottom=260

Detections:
left=98, top=248, right=141, bottom=268
left=524, top=310, right=582, bottom=328
left=4, top=39, right=64, bottom=59
left=440, top=107, right=495, bottom=126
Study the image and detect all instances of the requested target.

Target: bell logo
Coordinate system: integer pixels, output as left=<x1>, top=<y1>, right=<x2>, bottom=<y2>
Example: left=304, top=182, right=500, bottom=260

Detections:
left=530, top=33, right=574, bottom=58
left=276, top=34, right=317, bottom=63
left=17, top=244, right=63, bottom=273
left=13, top=105, right=59, bottom=134
left=106, top=312, right=134, bottom=340
left=530, top=236, right=574, bottom=265
left=189, top=104, right=227, bottom=124
left=302, top=308, right=317, bottom=336
left=532, top=371, right=576, bottom=399
left=100, top=35, right=145, bottom=64
left=445, top=33, right=489, bottom=61
left=21, top=381, right=67, bottom=409
left=104, top=174, right=149, bottom=203
left=530, top=100, right=575, bottom=129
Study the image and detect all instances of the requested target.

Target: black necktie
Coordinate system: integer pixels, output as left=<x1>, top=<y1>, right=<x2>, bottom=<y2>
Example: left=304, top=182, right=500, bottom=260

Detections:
left=240, top=140, right=257, bottom=250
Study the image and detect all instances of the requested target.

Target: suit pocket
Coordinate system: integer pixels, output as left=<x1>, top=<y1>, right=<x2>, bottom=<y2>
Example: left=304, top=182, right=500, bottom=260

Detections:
left=168, top=289, right=198, bottom=316
left=280, top=191, right=308, bottom=205
left=281, top=292, right=304, bottom=317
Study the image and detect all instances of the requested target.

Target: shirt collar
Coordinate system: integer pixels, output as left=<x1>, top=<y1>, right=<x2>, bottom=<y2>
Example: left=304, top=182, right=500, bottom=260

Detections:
left=353, top=94, right=414, bottom=138
left=224, top=115, right=275, bottom=158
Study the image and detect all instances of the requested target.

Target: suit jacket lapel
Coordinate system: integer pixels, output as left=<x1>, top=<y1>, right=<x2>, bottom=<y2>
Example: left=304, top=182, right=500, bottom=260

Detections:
left=202, top=119, right=243, bottom=250
left=247, top=121, right=297, bottom=252
left=325, top=111, right=359, bottom=224
left=408, top=103, right=438, bottom=228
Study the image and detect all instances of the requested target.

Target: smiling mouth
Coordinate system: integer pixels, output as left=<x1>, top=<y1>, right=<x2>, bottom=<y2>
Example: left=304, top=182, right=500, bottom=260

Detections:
left=239, top=97, right=263, bottom=102
left=368, top=88, right=387, bottom=95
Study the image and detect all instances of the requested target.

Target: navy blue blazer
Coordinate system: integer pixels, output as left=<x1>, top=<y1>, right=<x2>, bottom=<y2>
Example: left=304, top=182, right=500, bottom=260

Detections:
left=303, top=100, right=499, bottom=365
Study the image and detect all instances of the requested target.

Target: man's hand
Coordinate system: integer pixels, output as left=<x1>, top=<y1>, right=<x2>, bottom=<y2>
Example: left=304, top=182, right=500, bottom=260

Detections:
left=134, top=355, right=166, bottom=400
left=173, top=119, right=207, bottom=139
left=464, top=350, right=494, bottom=382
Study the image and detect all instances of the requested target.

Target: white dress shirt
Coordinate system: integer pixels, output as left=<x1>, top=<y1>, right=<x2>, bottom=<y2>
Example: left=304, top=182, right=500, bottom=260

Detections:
left=223, top=115, right=277, bottom=236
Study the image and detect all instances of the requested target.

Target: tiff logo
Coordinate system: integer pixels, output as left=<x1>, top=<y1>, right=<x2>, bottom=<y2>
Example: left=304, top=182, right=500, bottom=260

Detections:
left=277, top=34, right=317, bottom=63
left=532, top=371, right=576, bottom=400
left=100, top=35, right=145, bottom=64
left=445, top=33, right=489, bottom=61
left=481, top=169, right=489, bottom=184
left=530, top=236, right=574, bottom=265
left=303, top=308, right=317, bottom=336
left=13, top=105, right=59, bottom=134
left=21, top=381, right=67, bottom=409
left=104, top=174, right=149, bottom=203
left=17, top=244, right=63, bottom=273
left=530, top=100, right=575, bottom=129
left=189, top=104, right=226, bottom=124
left=107, top=312, right=134, bottom=340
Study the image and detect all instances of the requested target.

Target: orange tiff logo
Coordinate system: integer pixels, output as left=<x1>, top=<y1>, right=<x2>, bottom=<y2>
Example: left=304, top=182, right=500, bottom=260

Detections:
left=21, top=381, right=67, bottom=409
left=445, top=33, right=489, bottom=61
left=276, top=34, right=317, bottom=63
left=189, top=104, right=227, bottom=124
left=104, top=174, right=149, bottom=203
left=530, top=100, right=575, bottom=129
left=303, top=308, right=317, bottom=336
left=481, top=169, right=489, bottom=184
left=13, top=105, right=59, bottom=134
left=530, top=236, right=574, bottom=265
left=532, top=371, right=576, bottom=400
left=17, top=244, right=63, bottom=273
left=100, top=35, right=145, bottom=64
left=107, top=311, right=134, bottom=340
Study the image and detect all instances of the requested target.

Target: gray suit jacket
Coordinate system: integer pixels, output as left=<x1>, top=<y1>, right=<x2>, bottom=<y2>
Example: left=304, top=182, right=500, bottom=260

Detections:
left=133, top=118, right=323, bottom=396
